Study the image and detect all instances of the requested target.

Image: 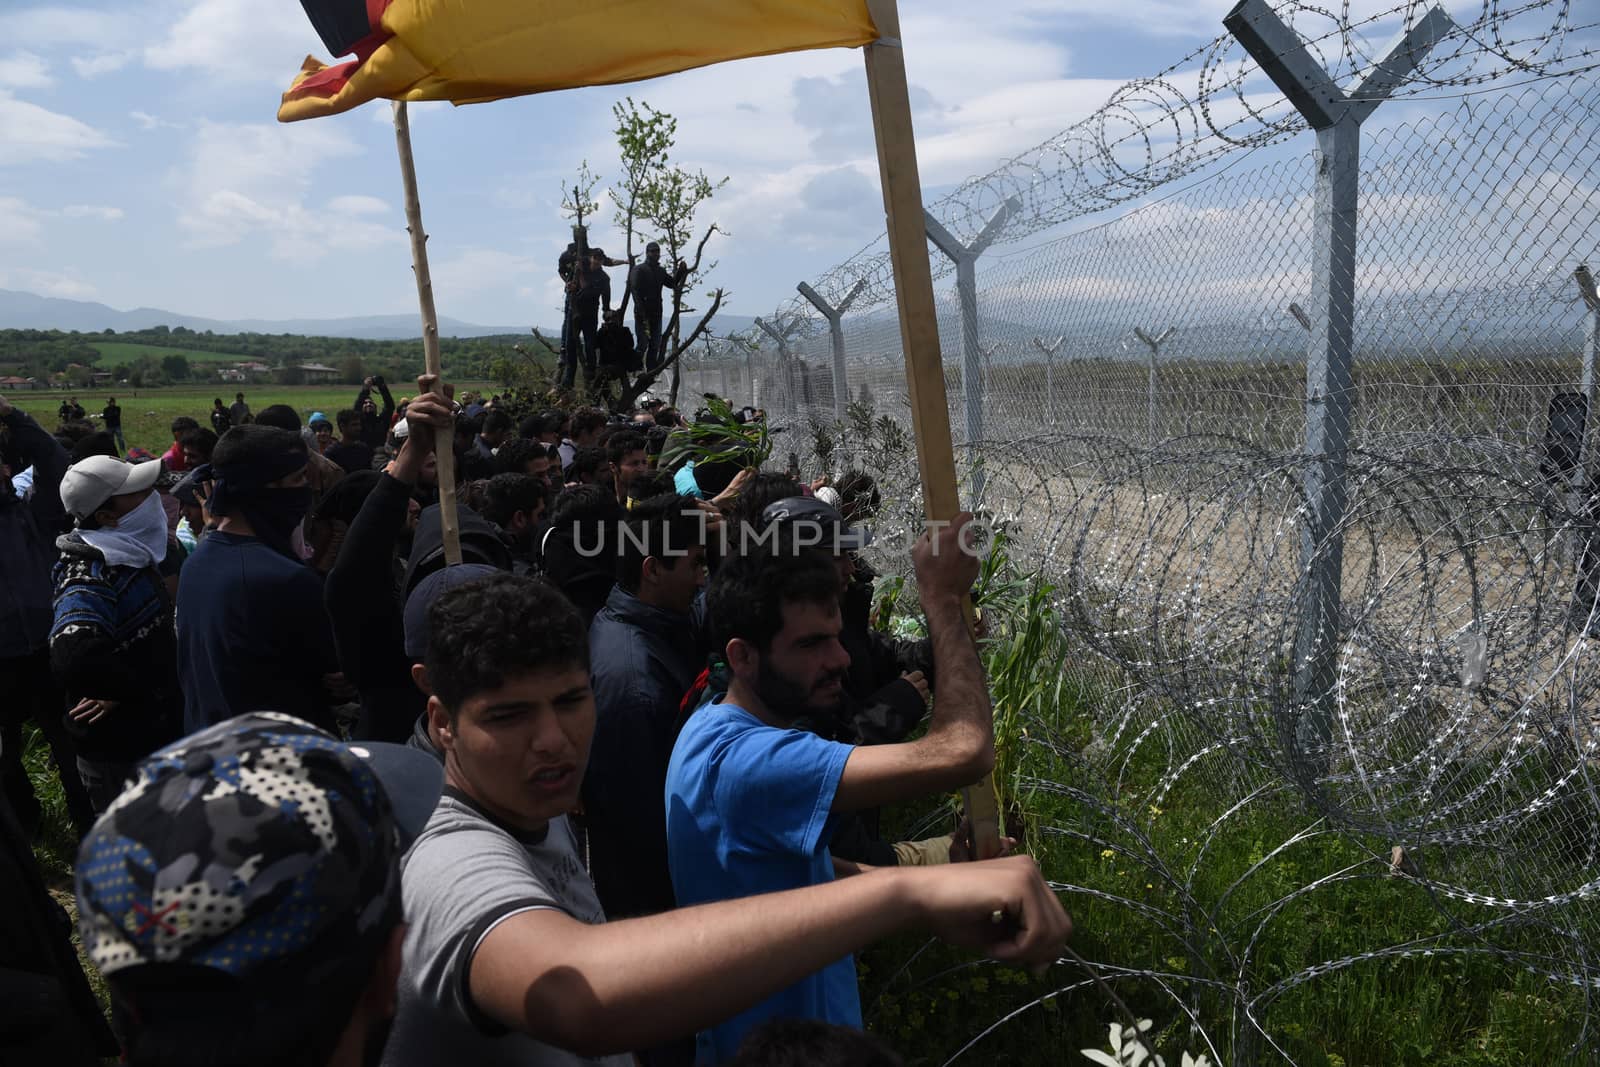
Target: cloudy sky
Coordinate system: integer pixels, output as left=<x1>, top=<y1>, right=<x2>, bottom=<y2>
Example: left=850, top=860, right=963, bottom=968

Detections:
left=0, top=0, right=1456, bottom=329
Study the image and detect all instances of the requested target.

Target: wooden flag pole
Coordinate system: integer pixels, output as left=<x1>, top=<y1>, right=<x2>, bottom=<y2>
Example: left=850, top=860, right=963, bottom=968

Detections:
left=862, top=0, right=1002, bottom=860
left=393, top=100, right=462, bottom=566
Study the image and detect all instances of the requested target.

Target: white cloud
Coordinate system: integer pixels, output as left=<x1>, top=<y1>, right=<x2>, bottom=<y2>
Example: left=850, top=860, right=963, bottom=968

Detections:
left=143, top=0, right=325, bottom=84
left=434, top=247, right=540, bottom=300
left=0, top=91, right=116, bottom=164
left=173, top=121, right=399, bottom=259
left=0, top=8, right=143, bottom=50
left=62, top=204, right=124, bottom=221
left=327, top=194, right=388, bottom=217
left=71, top=52, right=132, bottom=79
left=0, top=196, right=44, bottom=244
left=0, top=51, right=54, bottom=90
left=0, top=267, right=97, bottom=300
left=129, top=110, right=180, bottom=132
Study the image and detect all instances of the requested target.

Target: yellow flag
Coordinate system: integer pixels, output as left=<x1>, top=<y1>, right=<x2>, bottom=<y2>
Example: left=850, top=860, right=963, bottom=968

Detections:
left=280, top=0, right=878, bottom=122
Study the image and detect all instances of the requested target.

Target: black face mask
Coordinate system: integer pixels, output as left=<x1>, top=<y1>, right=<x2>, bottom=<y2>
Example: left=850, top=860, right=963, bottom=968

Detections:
left=238, top=487, right=313, bottom=559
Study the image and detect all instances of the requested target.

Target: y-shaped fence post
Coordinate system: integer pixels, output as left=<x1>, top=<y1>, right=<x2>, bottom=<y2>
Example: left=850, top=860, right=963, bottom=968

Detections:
left=731, top=335, right=758, bottom=409
left=1225, top=0, right=1454, bottom=773
left=925, top=197, right=1020, bottom=502
left=756, top=315, right=800, bottom=417
left=1133, top=326, right=1175, bottom=446
left=979, top=341, right=1001, bottom=405
left=1033, top=335, right=1065, bottom=425
left=798, top=278, right=868, bottom=421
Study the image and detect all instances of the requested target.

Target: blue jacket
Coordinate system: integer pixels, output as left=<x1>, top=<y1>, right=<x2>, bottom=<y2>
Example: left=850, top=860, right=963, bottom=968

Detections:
left=0, top=408, right=68, bottom=658
left=583, top=584, right=708, bottom=918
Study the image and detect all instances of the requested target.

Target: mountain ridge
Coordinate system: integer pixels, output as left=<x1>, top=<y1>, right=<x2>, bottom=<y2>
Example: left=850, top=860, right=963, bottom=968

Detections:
left=0, top=288, right=764, bottom=342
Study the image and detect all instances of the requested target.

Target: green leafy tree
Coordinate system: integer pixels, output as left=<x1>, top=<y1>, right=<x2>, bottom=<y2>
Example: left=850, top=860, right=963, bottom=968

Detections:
left=339, top=353, right=366, bottom=384
left=160, top=354, right=191, bottom=381
left=601, top=98, right=729, bottom=412
left=560, top=160, right=603, bottom=230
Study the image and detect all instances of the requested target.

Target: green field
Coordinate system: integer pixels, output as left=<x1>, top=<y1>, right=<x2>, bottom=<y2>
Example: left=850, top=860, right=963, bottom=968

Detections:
left=87, top=341, right=260, bottom=365
left=9, top=383, right=488, bottom=455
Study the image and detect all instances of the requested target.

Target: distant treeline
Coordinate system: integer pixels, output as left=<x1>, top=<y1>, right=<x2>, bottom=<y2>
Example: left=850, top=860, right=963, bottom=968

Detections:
left=0, top=326, right=553, bottom=387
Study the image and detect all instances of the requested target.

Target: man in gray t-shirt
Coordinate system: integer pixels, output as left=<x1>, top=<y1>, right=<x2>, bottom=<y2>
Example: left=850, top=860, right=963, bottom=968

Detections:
left=383, top=789, right=629, bottom=1067
left=398, top=570, right=1071, bottom=1066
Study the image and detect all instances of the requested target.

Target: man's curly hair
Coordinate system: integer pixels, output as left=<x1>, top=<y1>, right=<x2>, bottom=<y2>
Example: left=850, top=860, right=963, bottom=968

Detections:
left=425, top=574, right=588, bottom=713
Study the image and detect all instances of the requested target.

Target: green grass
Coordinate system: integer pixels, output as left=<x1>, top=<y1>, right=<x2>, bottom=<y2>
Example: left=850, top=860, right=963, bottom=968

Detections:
left=858, top=539, right=1594, bottom=1066
left=88, top=341, right=258, bottom=364
left=9, top=382, right=492, bottom=455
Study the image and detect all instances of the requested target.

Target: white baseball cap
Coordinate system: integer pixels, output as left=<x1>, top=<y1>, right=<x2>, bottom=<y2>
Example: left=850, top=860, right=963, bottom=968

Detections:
left=60, top=455, right=163, bottom=520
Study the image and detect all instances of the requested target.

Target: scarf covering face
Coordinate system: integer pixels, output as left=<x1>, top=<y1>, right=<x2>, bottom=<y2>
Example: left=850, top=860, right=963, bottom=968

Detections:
left=80, top=490, right=170, bottom=570
left=196, top=446, right=313, bottom=559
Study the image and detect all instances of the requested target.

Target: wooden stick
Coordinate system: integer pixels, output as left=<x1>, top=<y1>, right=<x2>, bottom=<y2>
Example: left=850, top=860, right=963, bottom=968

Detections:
left=862, top=0, right=1003, bottom=860
left=393, top=100, right=462, bottom=566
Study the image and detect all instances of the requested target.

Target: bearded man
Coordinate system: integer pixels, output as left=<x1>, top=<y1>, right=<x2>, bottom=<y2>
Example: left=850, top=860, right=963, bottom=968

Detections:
left=664, top=515, right=996, bottom=1063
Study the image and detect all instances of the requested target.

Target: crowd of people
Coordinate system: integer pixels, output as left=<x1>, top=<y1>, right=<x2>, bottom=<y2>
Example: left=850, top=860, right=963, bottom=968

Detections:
left=0, top=374, right=1071, bottom=1067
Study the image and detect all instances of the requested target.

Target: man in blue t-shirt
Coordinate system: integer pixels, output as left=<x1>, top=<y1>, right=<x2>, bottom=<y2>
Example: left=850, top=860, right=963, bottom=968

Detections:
left=665, top=514, right=1000, bottom=1062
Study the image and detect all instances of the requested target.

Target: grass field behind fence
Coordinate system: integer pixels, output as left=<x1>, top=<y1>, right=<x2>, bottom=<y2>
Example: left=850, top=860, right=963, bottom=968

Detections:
left=8, top=382, right=494, bottom=456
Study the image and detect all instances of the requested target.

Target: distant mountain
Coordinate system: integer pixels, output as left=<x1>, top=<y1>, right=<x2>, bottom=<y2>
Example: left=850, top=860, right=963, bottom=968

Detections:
left=0, top=289, right=535, bottom=340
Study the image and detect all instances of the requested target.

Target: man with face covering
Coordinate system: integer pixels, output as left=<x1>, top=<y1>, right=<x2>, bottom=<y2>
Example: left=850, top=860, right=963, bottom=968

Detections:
left=51, top=456, right=185, bottom=813
left=175, top=425, right=341, bottom=734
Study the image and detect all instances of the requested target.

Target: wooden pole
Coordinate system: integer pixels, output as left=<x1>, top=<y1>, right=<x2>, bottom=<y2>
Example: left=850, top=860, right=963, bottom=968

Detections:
left=862, top=0, right=1002, bottom=860
left=393, top=100, right=462, bottom=566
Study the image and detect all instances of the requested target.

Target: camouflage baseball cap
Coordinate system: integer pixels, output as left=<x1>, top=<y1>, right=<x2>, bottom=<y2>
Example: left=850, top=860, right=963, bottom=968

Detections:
left=75, top=712, right=442, bottom=988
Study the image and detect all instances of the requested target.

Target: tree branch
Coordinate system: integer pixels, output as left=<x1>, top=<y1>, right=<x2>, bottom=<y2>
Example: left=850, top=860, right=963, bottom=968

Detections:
left=614, top=287, right=724, bottom=411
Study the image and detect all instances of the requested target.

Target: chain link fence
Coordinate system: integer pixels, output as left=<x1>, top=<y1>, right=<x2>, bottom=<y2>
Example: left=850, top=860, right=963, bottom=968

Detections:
left=679, top=1, right=1600, bottom=1060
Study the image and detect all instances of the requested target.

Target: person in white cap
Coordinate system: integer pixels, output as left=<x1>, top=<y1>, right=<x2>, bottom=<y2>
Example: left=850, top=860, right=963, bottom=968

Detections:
left=50, top=454, right=184, bottom=813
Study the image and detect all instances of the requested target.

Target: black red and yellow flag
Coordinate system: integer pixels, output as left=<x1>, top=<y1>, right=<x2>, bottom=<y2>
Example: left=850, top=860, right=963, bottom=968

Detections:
left=280, top=0, right=879, bottom=122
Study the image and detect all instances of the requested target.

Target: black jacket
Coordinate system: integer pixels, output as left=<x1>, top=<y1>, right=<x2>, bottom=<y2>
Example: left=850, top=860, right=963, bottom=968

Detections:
left=0, top=408, right=68, bottom=658
left=583, top=585, right=708, bottom=918
left=324, top=471, right=424, bottom=742
left=629, top=259, right=687, bottom=309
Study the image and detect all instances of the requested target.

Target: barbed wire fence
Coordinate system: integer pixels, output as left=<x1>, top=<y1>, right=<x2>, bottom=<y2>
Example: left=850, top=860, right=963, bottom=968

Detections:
left=682, top=0, right=1600, bottom=1061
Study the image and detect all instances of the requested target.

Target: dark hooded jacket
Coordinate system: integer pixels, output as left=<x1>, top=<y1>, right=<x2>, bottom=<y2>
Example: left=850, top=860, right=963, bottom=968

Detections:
left=402, top=500, right=514, bottom=601
left=324, top=471, right=430, bottom=742
left=0, top=408, right=68, bottom=658
left=538, top=524, right=617, bottom=630
left=583, top=585, right=709, bottom=918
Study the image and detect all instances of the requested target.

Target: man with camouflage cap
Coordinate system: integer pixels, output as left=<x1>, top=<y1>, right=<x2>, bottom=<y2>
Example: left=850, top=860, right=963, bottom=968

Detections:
left=75, top=711, right=443, bottom=1067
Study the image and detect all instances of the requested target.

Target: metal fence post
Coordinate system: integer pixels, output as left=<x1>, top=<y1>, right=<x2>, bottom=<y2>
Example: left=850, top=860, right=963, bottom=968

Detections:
left=1225, top=0, right=1454, bottom=772
left=756, top=315, right=800, bottom=417
left=925, top=196, right=1020, bottom=502
left=1033, top=335, right=1065, bottom=425
left=797, top=278, right=868, bottom=421
left=979, top=341, right=1000, bottom=405
left=1134, top=326, right=1176, bottom=446
left=1577, top=266, right=1600, bottom=489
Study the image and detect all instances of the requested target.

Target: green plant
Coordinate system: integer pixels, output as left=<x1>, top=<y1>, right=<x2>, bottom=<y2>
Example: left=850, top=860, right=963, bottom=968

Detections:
left=658, top=394, right=772, bottom=471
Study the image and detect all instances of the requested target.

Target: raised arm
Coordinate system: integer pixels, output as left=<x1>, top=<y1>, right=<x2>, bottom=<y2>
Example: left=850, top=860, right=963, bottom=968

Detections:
left=0, top=396, right=68, bottom=531
left=471, top=855, right=1067, bottom=1057
left=831, top=513, right=993, bottom=811
left=325, top=381, right=452, bottom=686
left=375, top=376, right=395, bottom=423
